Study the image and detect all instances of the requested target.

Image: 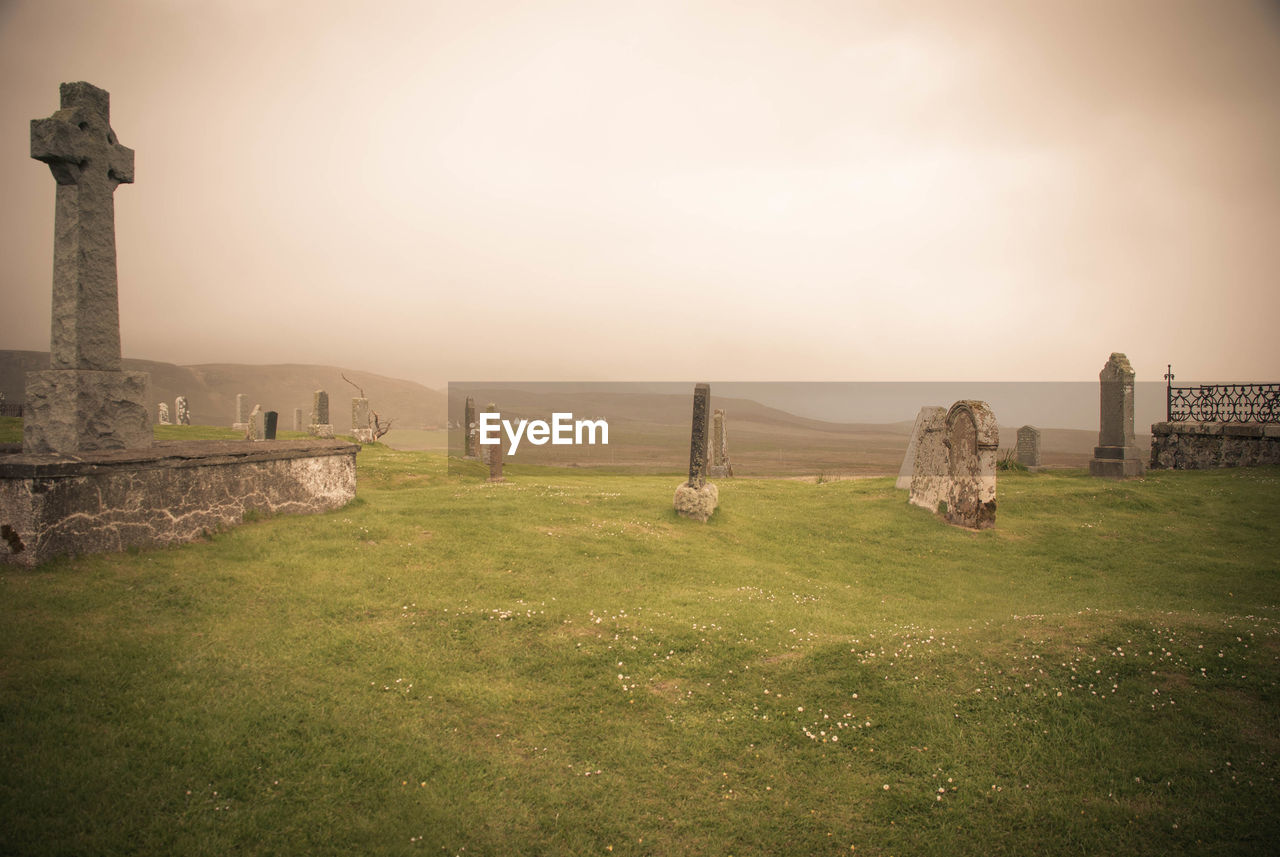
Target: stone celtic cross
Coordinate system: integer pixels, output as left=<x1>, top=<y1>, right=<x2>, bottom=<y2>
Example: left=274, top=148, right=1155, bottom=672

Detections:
left=30, top=81, right=135, bottom=372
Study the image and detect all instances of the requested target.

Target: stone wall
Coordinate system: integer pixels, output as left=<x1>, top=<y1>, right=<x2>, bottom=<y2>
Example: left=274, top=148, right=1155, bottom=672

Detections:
left=1150, top=422, right=1280, bottom=470
left=0, top=439, right=357, bottom=567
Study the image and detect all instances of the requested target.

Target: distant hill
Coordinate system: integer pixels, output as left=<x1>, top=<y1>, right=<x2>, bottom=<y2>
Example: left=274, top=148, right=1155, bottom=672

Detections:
left=0, top=351, right=446, bottom=429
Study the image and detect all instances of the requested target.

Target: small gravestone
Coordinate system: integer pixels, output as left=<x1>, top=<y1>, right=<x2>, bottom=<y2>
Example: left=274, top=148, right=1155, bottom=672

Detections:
left=247, top=404, right=263, bottom=441
left=264, top=410, right=278, bottom=440
left=175, top=396, right=190, bottom=426
left=708, top=408, right=733, bottom=478
left=907, top=407, right=948, bottom=510
left=23, top=82, right=151, bottom=453
left=310, top=390, right=333, bottom=438
left=1016, top=425, right=1041, bottom=467
left=463, top=396, right=478, bottom=459
left=674, top=383, right=718, bottom=521
left=1089, top=352, right=1144, bottom=478
left=157, top=402, right=171, bottom=425
left=351, top=397, right=373, bottom=443
left=293, top=407, right=303, bottom=432
left=943, top=400, right=998, bottom=529
left=232, top=393, right=249, bottom=433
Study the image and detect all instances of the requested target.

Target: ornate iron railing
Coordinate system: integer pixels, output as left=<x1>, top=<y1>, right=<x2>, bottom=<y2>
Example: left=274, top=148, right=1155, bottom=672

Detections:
left=1165, top=365, right=1280, bottom=423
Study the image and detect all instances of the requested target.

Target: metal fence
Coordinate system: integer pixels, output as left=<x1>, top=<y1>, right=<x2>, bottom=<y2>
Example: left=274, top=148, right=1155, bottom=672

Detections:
left=1166, top=365, right=1280, bottom=423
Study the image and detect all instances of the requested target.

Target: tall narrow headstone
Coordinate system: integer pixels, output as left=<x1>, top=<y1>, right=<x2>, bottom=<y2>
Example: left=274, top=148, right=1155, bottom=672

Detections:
left=175, top=396, right=190, bottom=426
left=463, top=396, right=479, bottom=459
left=293, top=407, right=303, bottom=433
left=1016, top=425, right=1041, bottom=467
left=157, top=402, right=171, bottom=425
left=264, top=410, right=278, bottom=440
left=708, top=408, right=733, bottom=478
left=674, top=383, right=718, bottom=521
left=246, top=404, right=263, bottom=441
left=310, top=390, right=333, bottom=438
left=351, top=397, right=373, bottom=443
left=23, top=82, right=151, bottom=453
left=1089, top=352, right=1144, bottom=478
left=480, top=402, right=496, bottom=465
left=488, top=429, right=505, bottom=482
left=232, top=393, right=249, bottom=432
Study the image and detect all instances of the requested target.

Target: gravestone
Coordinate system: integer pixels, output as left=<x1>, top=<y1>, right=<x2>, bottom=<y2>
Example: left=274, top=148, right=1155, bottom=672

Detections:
left=487, top=428, right=505, bottom=482
left=674, top=383, right=718, bottom=521
left=175, top=396, right=190, bottom=426
left=351, top=397, right=373, bottom=443
left=157, top=402, right=171, bottom=425
left=1016, top=425, right=1041, bottom=467
left=293, top=408, right=303, bottom=432
left=232, top=393, right=249, bottom=433
left=310, top=390, right=333, bottom=438
left=898, top=406, right=941, bottom=490
left=1089, top=352, right=1144, bottom=478
left=907, top=407, right=948, bottom=509
left=708, top=408, right=733, bottom=478
left=264, top=410, right=278, bottom=440
left=23, top=82, right=151, bottom=453
left=247, top=405, right=263, bottom=441
left=943, top=400, right=998, bottom=529
left=463, top=396, right=478, bottom=459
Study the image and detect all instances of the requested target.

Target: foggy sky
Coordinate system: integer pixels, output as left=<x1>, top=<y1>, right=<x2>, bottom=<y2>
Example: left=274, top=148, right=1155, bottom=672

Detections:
left=2, top=0, right=1279, bottom=390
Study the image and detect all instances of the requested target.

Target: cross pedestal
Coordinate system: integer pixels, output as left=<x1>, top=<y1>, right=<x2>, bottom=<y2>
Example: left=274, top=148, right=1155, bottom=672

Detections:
left=25, top=82, right=149, bottom=453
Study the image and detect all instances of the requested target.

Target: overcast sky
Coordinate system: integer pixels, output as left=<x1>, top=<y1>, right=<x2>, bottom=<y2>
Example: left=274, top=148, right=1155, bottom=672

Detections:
left=2, top=0, right=1278, bottom=390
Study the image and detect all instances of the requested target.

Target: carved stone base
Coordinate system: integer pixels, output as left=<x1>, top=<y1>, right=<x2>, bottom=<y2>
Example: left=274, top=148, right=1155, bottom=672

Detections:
left=23, top=368, right=151, bottom=454
left=1089, top=444, right=1145, bottom=478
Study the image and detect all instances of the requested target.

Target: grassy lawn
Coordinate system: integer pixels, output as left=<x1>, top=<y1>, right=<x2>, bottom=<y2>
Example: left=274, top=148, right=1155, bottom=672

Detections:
left=1, top=426, right=1277, bottom=855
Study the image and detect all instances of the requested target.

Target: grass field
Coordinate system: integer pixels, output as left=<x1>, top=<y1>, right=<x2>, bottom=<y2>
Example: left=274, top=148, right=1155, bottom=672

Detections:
left=1, top=423, right=1278, bottom=855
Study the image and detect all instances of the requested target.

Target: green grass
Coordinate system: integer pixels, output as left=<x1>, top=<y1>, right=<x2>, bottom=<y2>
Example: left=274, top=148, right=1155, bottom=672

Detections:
left=1, top=435, right=1278, bottom=856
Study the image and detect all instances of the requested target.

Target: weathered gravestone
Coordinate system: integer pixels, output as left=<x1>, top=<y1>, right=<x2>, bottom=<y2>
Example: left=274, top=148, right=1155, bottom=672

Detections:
left=232, top=393, right=249, bottom=433
left=480, top=402, right=496, bottom=465
left=909, top=401, right=998, bottom=529
left=23, top=82, right=151, bottom=453
left=1016, top=425, right=1041, bottom=467
left=310, top=390, right=334, bottom=438
left=293, top=407, right=303, bottom=433
left=351, top=397, right=373, bottom=443
left=264, top=410, right=278, bottom=440
left=247, top=404, right=263, bottom=441
left=157, top=402, right=171, bottom=425
left=487, top=423, right=505, bottom=482
left=907, top=407, right=948, bottom=509
left=463, top=396, right=478, bottom=459
left=175, top=396, right=190, bottom=426
left=708, top=408, right=733, bottom=478
left=1089, top=352, right=1144, bottom=478
left=898, top=406, right=941, bottom=491
left=674, top=383, right=718, bottom=521
left=943, top=400, right=998, bottom=529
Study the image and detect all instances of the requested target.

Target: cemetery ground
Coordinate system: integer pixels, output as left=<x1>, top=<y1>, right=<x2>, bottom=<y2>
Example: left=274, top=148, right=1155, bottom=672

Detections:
left=1, top=417, right=1277, bottom=856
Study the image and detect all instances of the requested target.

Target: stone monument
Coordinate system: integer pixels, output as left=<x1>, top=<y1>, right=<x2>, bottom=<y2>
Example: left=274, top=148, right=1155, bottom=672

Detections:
left=907, top=406, right=948, bottom=510
left=351, top=397, right=373, bottom=443
left=1089, top=352, right=1144, bottom=478
left=674, top=383, right=718, bottom=522
left=157, top=402, right=171, bottom=425
left=943, top=400, right=998, bottom=529
left=310, top=390, right=333, bottom=438
left=898, top=406, right=940, bottom=491
left=1016, top=425, right=1041, bottom=467
left=480, top=402, right=496, bottom=465
left=264, top=410, right=278, bottom=441
left=707, top=408, right=733, bottom=478
left=487, top=426, right=505, bottom=482
left=175, top=396, right=190, bottom=426
left=293, top=408, right=304, bottom=433
left=232, top=393, right=249, bottom=433
left=23, top=82, right=151, bottom=454
left=247, top=404, right=263, bottom=441
left=1, top=82, right=359, bottom=567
